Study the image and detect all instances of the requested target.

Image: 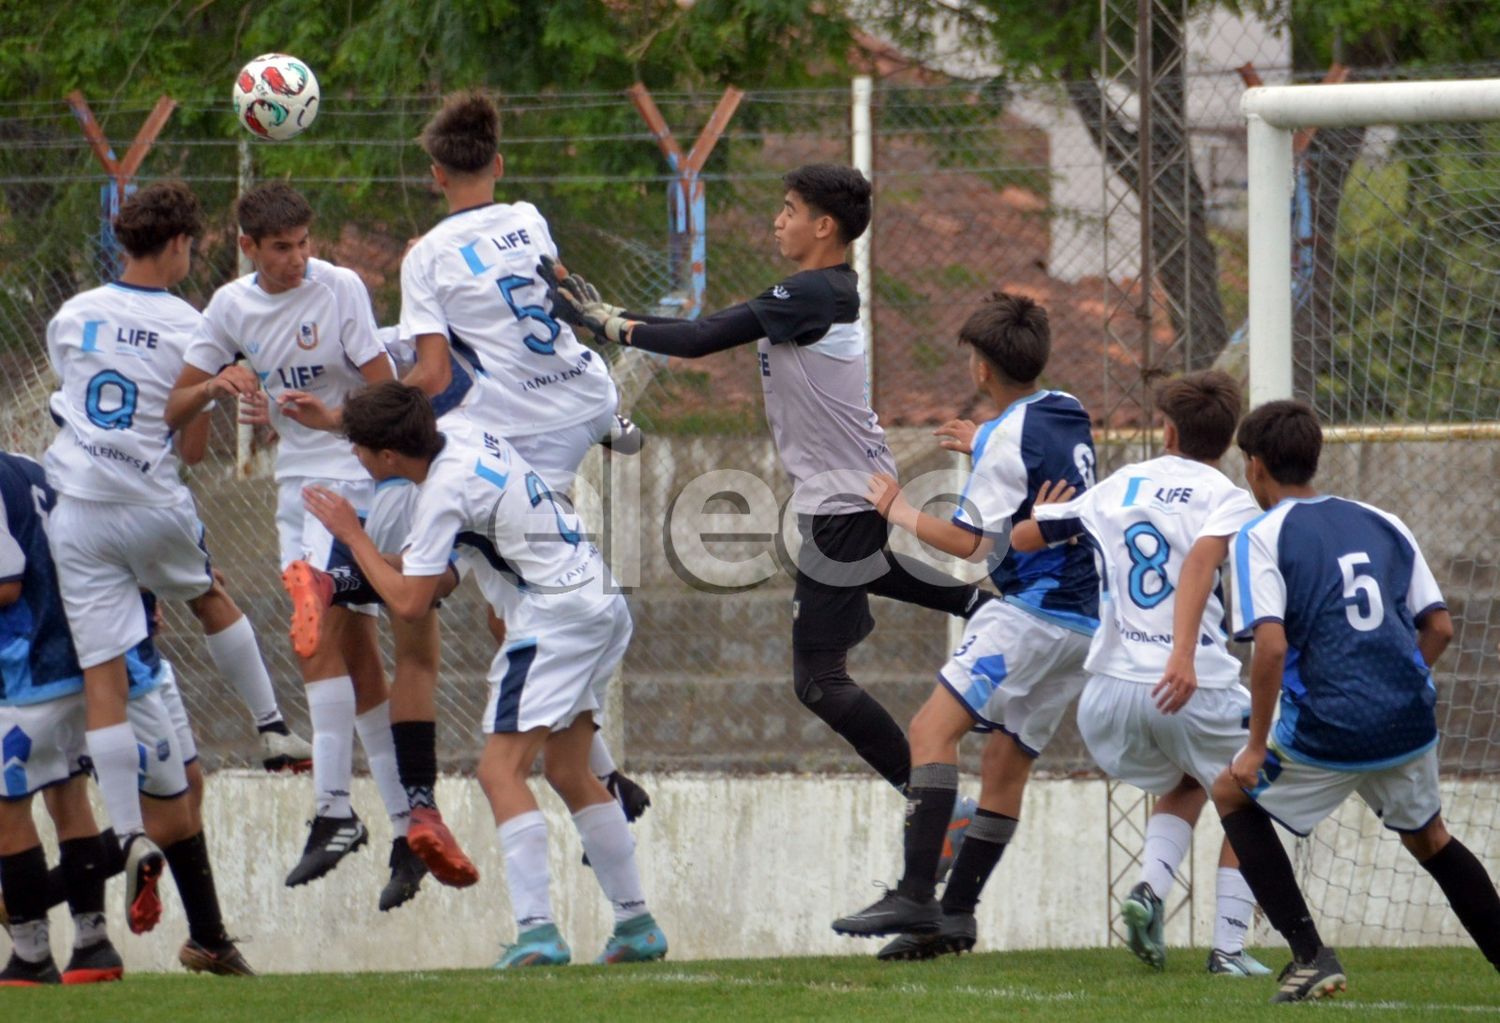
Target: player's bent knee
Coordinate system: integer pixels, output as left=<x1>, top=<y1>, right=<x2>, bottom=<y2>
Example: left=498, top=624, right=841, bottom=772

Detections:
left=1210, top=769, right=1247, bottom=814
left=1401, top=817, right=1451, bottom=861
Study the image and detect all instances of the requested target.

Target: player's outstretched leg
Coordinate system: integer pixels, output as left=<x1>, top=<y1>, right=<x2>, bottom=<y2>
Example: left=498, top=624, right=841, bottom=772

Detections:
left=164, top=833, right=255, bottom=977
left=1403, top=818, right=1500, bottom=972
left=1214, top=773, right=1344, bottom=1002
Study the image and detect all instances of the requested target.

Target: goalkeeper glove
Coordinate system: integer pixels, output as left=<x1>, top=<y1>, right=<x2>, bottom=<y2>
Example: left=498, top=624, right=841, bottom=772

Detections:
left=537, top=256, right=635, bottom=345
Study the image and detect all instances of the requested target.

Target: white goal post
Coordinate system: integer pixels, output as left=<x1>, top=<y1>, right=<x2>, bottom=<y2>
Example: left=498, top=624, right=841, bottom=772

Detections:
left=1242, top=78, right=1500, bottom=405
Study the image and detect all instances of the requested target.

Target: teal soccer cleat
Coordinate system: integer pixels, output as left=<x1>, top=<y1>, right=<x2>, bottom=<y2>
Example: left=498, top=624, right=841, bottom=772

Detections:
left=596, top=913, right=669, bottom=964
left=1120, top=881, right=1166, bottom=970
left=494, top=923, right=572, bottom=969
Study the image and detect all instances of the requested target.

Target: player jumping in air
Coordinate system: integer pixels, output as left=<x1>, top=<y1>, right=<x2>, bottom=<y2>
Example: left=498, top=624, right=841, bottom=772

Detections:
left=544, top=163, right=991, bottom=809
left=304, top=382, right=667, bottom=968
left=41, top=181, right=310, bottom=926
left=1016, top=370, right=1269, bottom=976
left=165, top=183, right=412, bottom=893
left=828, top=293, right=1098, bottom=959
left=1212, top=400, right=1500, bottom=1002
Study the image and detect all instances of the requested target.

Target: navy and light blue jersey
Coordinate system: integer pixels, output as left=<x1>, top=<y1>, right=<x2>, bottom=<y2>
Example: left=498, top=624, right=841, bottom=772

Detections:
left=0, top=452, right=164, bottom=707
left=1232, top=496, right=1446, bottom=771
left=952, top=391, right=1099, bottom=635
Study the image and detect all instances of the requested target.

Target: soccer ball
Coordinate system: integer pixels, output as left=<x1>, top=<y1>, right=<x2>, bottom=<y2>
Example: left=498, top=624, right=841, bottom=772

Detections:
left=233, top=54, right=320, bottom=141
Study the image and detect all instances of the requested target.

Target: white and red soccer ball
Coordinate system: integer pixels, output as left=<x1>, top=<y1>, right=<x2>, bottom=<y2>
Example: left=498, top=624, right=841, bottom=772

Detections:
left=233, top=53, right=320, bottom=141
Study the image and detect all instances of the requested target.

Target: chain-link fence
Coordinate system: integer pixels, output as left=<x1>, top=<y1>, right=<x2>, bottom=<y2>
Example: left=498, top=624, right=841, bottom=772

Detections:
left=1, top=62, right=1495, bottom=811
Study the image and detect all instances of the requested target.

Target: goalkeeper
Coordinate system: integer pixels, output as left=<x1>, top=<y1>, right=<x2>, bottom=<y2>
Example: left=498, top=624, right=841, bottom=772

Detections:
left=542, top=163, right=992, bottom=802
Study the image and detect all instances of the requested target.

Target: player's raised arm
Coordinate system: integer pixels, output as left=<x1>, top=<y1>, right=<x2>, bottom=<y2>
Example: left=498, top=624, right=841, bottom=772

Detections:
left=867, top=473, right=992, bottom=562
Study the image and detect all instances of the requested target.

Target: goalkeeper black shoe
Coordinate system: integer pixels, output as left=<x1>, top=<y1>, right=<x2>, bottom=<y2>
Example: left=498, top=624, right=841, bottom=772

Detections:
left=1270, top=947, right=1346, bottom=1003
left=285, top=814, right=368, bottom=887
left=875, top=912, right=977, bottom=961
left=606, top=771, right=651, bottom=822
left=833, top=887, right=941, bottom=937
left=0, top=951, right=61, bottom=986
left=379, top=837, right=428, bottom=912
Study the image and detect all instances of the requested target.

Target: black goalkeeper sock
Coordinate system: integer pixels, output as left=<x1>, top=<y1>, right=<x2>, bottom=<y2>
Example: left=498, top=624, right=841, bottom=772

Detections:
left=896, top=763, right=958, bottom=901
left=1221, top=808, right=1322, bottom=961
left=57, top=835, right=109, bottom=918
left=1420, top=837, right=1500, bottom=970
left=941, top=809, right=1017, bottom=915
left=392, top=720, right=438, bottom=811
left=164, top=832, right=228, bottom=949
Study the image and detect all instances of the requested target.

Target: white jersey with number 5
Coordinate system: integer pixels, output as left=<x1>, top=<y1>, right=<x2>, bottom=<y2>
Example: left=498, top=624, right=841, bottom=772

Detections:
left=400, top=420, right=615, bottom=629
left=399, top=202, right=616, bottom=436
left=1032, top=455, right=1261, bottom=687
left=44, top=283, right=200, bottom=507
left=185, top=257, right=387, bottom=482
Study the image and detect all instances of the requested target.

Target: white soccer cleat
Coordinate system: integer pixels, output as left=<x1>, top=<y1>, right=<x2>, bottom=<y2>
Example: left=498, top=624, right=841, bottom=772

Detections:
left=260, top=728, right=314, bottom=774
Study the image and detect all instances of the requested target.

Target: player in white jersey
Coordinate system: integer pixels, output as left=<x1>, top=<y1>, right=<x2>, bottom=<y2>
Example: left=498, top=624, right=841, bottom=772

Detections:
left=304, top=382, right=667, bottom=967
left=41, top=182, right=309, bottom=900
left=164, top=182, right=415, bottom=894
left=1019, top=371, right=1269, bottom=977
left=281, top=92, right=647, bottom=888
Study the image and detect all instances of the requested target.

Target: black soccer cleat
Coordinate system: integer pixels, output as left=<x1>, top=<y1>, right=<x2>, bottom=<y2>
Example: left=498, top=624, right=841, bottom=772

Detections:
left=0, top=951, right=61, bottom=986
left=379, top=837, right=428, bottom=912
left=601, top=414, right=643, bottom=456
left=833, top=888, right=942, bottom=937
left=875, top=911, right=977, bottom=961
left=61, top=938, right=124, bottom=984
left=285, top=814, right=369, bottom=887
left=1270, top=946, right=1347, bottom=1003
left=606, top=770, right=651, bottom=823
left=179, top=937, right=256, bottom=977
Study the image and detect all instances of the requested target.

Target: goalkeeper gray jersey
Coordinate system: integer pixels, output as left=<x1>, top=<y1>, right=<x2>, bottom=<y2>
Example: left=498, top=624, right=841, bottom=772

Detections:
left=748, top=265, right=897, bottom=517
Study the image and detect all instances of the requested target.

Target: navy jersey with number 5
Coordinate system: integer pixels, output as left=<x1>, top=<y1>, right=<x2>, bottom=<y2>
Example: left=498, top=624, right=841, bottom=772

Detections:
left=952, top=391, right=1099, bottom=634
left=0, top=452, right=164, bottom=707
left=1232, top=496, right=1446, bottom=770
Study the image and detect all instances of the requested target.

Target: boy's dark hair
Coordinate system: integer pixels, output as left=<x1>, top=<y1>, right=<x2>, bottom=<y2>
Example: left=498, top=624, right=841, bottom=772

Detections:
left=113, top=181, right=203, bottom=259
left=957, top=292, right=1050, bottom=385
left=1236, top=399, right=1322, bottom=486
left=421, top=91, right=499, bottom=174
left=235, top=182, right=313, bottom=242
left=342, top=382, right=444, bottom=460
left=1156, top=370, right=1243, bottom=461
left=782, top=164, right=872, bottom=244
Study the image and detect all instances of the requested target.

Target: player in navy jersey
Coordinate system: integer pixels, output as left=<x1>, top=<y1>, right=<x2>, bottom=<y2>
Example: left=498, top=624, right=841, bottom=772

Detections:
left=544, top=163, right=990, bottom=805
left=0, top=453, right=250, bottom=980
left=1211, top=400, right=1500, bottom=1002
left=829, top=294, right=1099, bottom=958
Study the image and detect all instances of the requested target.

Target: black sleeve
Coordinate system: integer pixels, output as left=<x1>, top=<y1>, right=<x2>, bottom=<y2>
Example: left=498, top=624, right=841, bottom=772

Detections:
left=744, top=273, right=835, bottom=346
left=1037, top=517, right=1088, bottom=546
left=623, top=303, right=764, bottom=358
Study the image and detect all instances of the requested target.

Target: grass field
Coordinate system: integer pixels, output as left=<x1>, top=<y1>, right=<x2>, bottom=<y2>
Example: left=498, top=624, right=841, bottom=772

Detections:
left=8, top=947, right=1498, bottom=1022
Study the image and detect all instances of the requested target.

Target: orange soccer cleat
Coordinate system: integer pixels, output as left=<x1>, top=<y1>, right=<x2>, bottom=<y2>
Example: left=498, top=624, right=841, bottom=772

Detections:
left=406, top=807, right=480, bottom=888
left=281, top=560, right=333, bottom=659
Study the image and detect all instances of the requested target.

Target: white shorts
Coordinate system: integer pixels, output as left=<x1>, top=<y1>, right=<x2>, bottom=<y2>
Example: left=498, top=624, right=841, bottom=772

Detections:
left=155, top=662, right=198, bottom=765
left=49, top=494, right=213, bottom=668
left=0, top=687, right=187, bottom=799
left=275, top=476, right=374, bottom=571
left=1247, top=745, right=1441, bottom=837
left=1078, top=675, right=1250, bottom=795
left=509, top=406, right=615, bottom=498
left=482, top=595, right=631, bottom=735
left=937, top=599, right=1092, bottom=756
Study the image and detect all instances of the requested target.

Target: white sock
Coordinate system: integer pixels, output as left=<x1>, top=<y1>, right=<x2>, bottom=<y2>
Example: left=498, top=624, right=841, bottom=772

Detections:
left=355, top=702, right=409, bottom=837
left=73, top=911, right=108, bottom=949
left=203, top=615, right=282, bottom=728
left=85, top=722, right=144, bottom=841
left=573, top=800, right=648, bottom=925
left=305, top=676, right=356, bottom=818
left=11, top=919, right=50, bottom=963
left=498, top=811, right=553, bottom=930
left=1214, top=866, right=1256, bottom=954
left=588, top=730, right=617, bottom=779
left=1140, top=812, right=1193, bottom=900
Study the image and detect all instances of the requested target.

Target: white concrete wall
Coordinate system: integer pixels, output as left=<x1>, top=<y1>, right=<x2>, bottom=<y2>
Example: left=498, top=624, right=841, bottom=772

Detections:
left=14, top=772, right=1493, bottom=974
